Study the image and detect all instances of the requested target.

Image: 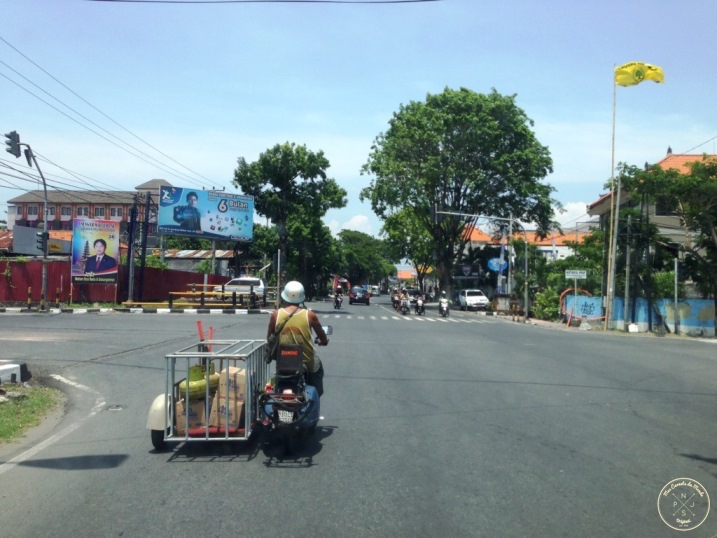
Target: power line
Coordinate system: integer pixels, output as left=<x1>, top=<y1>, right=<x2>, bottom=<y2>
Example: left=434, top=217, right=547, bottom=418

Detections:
left=87, top=0, right=441, bottom=4
left=678, top=135, right=717, bottom=156
left=0, top=36, right=220, bottom=189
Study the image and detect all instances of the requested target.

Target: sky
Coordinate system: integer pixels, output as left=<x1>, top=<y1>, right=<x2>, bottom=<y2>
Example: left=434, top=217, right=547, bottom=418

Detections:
left=2, top=0, right=717, bottom=239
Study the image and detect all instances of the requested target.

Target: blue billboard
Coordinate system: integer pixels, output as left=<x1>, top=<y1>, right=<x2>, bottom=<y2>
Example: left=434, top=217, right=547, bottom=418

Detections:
left=157, top=186, right=254, bottom=241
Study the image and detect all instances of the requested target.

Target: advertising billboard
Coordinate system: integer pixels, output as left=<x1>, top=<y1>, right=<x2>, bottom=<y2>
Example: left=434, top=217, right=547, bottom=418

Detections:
left=157, top=186, right=254, bottom=241
left=71, top=218, right=120, bottom=284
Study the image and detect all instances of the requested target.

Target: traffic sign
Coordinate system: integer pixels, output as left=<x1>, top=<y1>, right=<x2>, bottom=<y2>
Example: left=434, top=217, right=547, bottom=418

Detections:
left=565, top=270, right=587, bottom=279
left=488, top=258, right=508, bottom=272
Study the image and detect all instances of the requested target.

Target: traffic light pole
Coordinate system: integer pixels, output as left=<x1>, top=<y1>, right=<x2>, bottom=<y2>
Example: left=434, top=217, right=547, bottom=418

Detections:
left=25, top=145, right=49, bottom=311
left=5, top=132, right=49, bottom=309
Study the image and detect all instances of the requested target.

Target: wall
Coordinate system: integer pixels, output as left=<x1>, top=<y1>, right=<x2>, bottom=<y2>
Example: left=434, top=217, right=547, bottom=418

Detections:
left=565, top=294, right=715, bottom=337
left=0, top=259, right=228, bottom=305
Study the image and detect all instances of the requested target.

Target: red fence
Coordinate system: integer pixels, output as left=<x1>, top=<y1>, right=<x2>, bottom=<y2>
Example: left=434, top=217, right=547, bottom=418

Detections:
left=0, top=259, right=227, bottom=305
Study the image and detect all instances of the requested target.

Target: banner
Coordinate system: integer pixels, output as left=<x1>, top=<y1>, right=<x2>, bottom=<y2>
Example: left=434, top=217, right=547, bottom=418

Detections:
left=71, top=218, right=120, bottom=284
left=157, top=186, right=254, bottom=241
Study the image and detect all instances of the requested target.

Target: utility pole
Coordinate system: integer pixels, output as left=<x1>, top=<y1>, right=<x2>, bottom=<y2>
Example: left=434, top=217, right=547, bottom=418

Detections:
left=137, top=191, right=151, bottom=301
left=126, top=198, right=138, bottom=301
left=623, top=215, right=632, bottom=331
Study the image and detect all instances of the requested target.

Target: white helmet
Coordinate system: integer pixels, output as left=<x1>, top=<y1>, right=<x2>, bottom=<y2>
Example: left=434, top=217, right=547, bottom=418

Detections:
left=281, top=281, right=305, bottom=304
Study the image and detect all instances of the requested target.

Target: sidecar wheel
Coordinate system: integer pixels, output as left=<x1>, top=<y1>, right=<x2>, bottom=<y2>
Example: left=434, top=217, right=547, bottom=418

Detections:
left=151, top=429, right=167, bottom=451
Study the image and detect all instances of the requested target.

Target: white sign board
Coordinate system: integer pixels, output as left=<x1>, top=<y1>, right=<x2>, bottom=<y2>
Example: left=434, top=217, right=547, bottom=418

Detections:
left=565, top=270, right=587, bottom=279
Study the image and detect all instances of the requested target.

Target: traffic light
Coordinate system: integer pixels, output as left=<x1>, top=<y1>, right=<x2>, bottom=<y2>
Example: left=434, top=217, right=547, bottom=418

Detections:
left=4, top=131, right=21, bottom=158
left=36, top=231, right=48, bottom=253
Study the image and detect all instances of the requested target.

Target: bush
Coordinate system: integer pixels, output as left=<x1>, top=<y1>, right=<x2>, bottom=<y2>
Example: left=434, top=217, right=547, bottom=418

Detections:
left=533, top=286, right=561, bottom=320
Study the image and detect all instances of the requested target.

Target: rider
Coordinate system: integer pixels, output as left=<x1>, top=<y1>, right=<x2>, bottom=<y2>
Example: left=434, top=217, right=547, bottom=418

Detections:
left=439, top=290, right=449, bottom=311
left=267, top=281, right=329, bottom=395
left=414, top=289, right=424, bottom=312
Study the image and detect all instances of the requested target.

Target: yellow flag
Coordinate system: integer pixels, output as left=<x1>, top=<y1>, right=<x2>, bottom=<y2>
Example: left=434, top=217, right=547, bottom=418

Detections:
left=614, top=62, right=664, bottom=86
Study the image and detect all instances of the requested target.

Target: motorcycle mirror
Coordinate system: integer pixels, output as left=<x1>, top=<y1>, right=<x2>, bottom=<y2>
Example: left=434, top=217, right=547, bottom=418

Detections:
left=323, top=325, right=333, bottom=335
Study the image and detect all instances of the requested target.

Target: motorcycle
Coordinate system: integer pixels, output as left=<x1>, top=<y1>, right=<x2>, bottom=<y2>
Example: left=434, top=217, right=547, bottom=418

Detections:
left=415, top=297, right=425, bottom=316
left=400, top=297, right=411, bottom=315
left=258, top=326, right=332, bottom=455
left=439, top=297, right=450, bottom=317
left=392, top=293, right=401, bottom=310
left=334, top=294, right=343, bottom=309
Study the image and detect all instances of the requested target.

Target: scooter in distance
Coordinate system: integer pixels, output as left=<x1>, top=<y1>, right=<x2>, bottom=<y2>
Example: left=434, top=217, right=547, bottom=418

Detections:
left=415, top=297, right=425, bottom=316
left=334, top=294, right=343, bottom=309
left=400, top=297, right=411, bottom=315
left=439, top=297, right=450, bottom=317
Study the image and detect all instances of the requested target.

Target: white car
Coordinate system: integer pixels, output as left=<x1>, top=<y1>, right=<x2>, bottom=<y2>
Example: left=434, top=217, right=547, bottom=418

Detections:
left=214, top=277, right=265, bottom=299
left=458, top=289, right=490, bottom=311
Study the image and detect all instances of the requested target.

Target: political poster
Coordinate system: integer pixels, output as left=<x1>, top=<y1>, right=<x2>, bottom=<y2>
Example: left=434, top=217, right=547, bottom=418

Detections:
left=71, top=218, right=120, bottom=284
left=157, top=186, right=254, bottom=241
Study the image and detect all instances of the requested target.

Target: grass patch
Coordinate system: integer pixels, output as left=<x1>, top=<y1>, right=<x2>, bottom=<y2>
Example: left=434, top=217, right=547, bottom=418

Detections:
left=0, top=383, right=63, bottom=443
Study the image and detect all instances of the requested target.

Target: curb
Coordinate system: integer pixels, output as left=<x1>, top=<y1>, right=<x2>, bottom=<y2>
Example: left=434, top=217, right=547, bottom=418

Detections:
left=0, top=360, right=32, bottom=383
left=0, top=307, right=272, bottom=315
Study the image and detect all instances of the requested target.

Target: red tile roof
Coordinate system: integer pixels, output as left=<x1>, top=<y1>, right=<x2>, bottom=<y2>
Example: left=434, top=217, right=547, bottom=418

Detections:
left=658, top=153, right=716, bottom=174
left=463, top=226, right=589, bottom=245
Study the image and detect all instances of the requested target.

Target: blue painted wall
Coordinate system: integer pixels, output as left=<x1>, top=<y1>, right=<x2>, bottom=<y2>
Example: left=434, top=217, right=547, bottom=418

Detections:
left=564, top=295, right=715, bottom=337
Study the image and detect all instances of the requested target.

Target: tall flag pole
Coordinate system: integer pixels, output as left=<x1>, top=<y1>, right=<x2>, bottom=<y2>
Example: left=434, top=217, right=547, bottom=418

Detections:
left=605, top=62, right=665, bottom=330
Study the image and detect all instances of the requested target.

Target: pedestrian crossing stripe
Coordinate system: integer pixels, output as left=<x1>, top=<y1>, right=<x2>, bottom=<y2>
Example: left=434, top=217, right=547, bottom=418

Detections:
left=326, top=314, right=490, bottom=323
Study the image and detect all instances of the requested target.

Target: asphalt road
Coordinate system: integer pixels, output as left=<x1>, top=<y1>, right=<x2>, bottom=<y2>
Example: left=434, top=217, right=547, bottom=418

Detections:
left=1, top=297, right=716, bottom=537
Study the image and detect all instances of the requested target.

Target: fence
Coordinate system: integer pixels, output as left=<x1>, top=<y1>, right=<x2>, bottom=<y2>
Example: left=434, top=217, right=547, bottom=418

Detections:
left=0, top=258, right=227, bottom=305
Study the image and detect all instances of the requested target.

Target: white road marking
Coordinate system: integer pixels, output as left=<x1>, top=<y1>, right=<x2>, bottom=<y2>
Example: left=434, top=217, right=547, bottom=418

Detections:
left=0, top=375, right=105, bottom=477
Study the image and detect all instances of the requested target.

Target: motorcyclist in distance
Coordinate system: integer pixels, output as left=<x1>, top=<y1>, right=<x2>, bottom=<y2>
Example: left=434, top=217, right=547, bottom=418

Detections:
left=439, top=290, right=450, bottom=316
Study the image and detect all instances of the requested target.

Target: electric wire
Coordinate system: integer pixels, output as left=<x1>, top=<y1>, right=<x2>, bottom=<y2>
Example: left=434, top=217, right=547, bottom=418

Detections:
left=0, top=36, right=215, bottom=187
left=87, top=0, right=440, bottom=4
left=0, top=70, right=214, bottom=188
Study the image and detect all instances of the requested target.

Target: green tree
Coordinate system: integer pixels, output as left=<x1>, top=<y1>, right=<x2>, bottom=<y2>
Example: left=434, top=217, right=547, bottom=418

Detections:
left=619, top=158, right=717, bottom=300
left=233, top=142, right=347, bottom=295
left=338, top=230, right=394, bottom=286
left=361, top=87, right=557, bottom=297
left=233, top=142, right=346, bottom=252
left=284, top=207, right=340, bottom=298
left=381, top=209, right=434, bottom=290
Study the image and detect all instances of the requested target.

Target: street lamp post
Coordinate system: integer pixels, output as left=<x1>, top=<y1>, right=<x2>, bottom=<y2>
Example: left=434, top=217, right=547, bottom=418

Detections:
left=437, top=211, right=529, bottom=323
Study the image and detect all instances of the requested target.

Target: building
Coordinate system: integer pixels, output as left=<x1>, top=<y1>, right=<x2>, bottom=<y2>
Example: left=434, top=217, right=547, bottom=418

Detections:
left=6, top=179, right=170, bottom=240
left=587, top=148, right=715, bottom=246
left=463, top=225, right=593, bottom=261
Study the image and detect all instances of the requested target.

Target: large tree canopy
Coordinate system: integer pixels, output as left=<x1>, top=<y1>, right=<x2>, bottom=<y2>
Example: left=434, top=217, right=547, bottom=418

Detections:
left=233, top=142, right=346, bottom=246
left=233, top=142, right=347, bottom=295
left=337, top=229, right=395, bottom=286
left=360, top=87, right=557, bottom=293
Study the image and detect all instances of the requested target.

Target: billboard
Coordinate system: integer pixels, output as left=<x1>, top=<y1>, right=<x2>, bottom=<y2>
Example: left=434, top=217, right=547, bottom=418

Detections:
left=157, top=186, right=254, bottom=241
left=71, top=218, right=120, bottom=284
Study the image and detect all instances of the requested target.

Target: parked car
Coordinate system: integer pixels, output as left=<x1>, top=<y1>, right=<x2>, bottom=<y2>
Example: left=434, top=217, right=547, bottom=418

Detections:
left=458, top=289, right=490, bottom=311
left=214, top=277, right=265, bottom=299
left=348, top=286, right=371, bottom=305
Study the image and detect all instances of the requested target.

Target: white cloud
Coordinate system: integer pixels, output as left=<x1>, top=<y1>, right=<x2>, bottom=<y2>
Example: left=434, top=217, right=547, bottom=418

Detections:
left=553, top=201, right=595, bottom=227
left=326, top=214, right=374, bottom=237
